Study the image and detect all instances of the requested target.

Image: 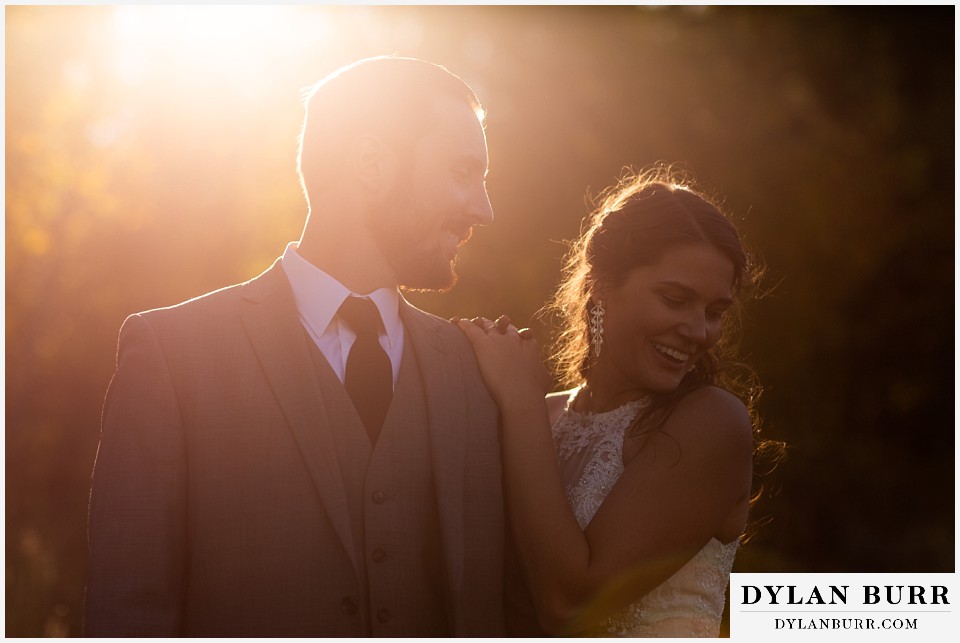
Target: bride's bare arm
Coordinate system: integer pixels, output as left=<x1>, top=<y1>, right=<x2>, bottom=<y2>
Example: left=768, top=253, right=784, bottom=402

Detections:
left=454, top=319, right=752, bottom=635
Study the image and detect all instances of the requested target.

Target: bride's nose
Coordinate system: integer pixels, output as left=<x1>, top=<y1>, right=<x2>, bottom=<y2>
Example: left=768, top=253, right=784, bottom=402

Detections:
left=677, top=311, right=707, bottom=344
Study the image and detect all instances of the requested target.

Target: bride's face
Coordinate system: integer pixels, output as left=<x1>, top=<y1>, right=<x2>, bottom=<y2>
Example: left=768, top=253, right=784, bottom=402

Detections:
left=592, top=242, right=735, bottom=397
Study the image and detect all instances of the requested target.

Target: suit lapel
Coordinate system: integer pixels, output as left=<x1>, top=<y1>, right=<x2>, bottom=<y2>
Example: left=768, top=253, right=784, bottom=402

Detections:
left=399, top=299, right=467, bottom=617
left=239, top=261, right=359, bottom=576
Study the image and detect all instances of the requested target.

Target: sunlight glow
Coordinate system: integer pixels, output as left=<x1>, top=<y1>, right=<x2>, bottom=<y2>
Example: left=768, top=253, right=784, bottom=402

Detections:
left=112, top=5, right=311, bottom=81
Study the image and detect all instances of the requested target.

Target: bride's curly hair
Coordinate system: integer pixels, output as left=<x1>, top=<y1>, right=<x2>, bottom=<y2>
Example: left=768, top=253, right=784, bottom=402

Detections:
left=543, top=164, right=784, bottom=538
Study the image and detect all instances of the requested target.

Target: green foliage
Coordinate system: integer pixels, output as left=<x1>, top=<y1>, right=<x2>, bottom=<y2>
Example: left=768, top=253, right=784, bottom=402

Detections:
left=6, top=5, right=953, bottom=636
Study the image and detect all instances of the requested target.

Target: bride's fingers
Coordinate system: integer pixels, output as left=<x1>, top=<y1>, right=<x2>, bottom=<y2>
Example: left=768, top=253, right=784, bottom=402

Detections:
left=470, top=316, right=495, bottom=332
left=501, top=323, right=518, bottom=335
left=454, top=318, right=487, bottom=342
left=455, top=316, right=532, bottom=345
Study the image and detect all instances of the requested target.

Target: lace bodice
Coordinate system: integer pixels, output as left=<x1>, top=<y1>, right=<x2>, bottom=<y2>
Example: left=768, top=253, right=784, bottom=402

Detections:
left=551, top=394, right=738, bottom=637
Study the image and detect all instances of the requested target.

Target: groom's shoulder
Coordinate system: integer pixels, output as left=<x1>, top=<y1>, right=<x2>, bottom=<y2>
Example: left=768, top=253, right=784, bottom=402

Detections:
left=127, top=260, right=286, bottom=333
left=401, top=300, right=464, bottom=341
left=400, top=302, right=491, bottom=373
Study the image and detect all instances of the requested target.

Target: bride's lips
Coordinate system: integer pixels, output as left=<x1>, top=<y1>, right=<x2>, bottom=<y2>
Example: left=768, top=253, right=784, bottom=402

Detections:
left=651, top=341, right=693, bottom=367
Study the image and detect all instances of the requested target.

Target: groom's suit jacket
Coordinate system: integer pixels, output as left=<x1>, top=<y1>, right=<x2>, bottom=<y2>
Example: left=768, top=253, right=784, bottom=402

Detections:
left=84, top=260, right=505, bottom=637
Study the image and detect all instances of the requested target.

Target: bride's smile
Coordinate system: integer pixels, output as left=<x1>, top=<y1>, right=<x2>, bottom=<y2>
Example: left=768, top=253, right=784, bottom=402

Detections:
left=588, top=242, right=735, bottom=406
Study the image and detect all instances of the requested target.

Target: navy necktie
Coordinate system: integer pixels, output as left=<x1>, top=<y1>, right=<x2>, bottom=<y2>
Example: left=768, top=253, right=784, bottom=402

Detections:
left=338, top=297, right=392, bottom=444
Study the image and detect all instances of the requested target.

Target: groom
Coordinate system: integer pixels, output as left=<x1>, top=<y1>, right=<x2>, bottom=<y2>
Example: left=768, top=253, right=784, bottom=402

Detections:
left=84, top=56, right=504, bottom=637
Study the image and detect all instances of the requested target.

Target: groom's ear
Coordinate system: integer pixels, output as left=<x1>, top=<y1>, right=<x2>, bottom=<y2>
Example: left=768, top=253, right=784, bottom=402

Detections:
left=350, top=134, right=398, bottom=194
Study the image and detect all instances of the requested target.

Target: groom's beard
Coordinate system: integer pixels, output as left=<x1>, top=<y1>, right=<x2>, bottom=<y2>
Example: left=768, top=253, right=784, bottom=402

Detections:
left=368, top=184, right=469, bottom=293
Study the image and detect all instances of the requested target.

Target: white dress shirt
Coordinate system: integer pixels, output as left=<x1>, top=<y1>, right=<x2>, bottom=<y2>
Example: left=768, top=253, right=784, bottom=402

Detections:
left=280, top=241, right=403, bottom=387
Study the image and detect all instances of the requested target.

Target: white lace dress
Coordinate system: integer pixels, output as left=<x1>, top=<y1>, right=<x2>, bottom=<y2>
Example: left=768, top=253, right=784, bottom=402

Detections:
left=551, top=396, right=738, bottom=637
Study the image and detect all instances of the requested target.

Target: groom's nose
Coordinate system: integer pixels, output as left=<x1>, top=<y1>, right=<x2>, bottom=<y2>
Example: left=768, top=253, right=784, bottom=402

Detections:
left=468, top=183, right=494, bottom=227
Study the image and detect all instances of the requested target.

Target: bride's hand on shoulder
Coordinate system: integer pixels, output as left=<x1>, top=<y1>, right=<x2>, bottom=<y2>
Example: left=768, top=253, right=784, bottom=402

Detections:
left=452, top=315, right=550, bottom=409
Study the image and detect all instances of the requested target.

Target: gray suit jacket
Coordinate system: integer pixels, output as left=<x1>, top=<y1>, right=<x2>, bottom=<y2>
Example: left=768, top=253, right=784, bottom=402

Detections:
left=85, top=260, right=505, bottom=636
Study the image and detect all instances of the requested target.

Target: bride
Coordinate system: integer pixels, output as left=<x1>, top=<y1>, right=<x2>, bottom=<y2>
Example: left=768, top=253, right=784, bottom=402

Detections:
left=455, top=167, right=780, bottom=637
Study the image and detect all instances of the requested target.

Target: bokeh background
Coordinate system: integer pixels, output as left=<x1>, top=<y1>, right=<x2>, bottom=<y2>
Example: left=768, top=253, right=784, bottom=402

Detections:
left=5, top=4, right=954, bottom=637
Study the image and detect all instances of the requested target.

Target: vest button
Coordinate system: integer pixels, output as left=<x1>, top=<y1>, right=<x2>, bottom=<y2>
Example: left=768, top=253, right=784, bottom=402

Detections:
left=371, top=548, right=386, bottom=563
left=340, top=596, right=358, bottom=616
left=377, top=608, right=391, bottom=623
left=371, top=490, right=386, bottom=504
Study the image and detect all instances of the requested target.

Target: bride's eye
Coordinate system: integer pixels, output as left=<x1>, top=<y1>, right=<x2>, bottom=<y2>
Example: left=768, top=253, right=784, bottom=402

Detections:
left=660, top=295, right=684, bottom=308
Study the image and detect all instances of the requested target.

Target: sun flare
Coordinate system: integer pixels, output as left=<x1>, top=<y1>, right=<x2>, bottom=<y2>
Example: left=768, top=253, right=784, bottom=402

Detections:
left=112, top=5, right=310, bottom=79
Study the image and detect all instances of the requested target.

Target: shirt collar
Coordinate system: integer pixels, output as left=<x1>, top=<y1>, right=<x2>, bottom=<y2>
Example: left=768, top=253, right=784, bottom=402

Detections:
left=280, top=242, right=402, bottom=349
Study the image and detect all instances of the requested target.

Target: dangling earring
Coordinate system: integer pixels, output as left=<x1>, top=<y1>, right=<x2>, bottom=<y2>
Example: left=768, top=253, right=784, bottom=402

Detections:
left=589, top=299, right=605, bottom=357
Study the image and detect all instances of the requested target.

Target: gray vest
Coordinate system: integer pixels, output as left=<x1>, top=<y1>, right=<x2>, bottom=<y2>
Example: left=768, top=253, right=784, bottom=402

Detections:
left=308, top=334, right=448, bottom=636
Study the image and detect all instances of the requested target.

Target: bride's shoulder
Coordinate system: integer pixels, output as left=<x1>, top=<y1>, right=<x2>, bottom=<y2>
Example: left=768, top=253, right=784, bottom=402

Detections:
left=545, top=388, right=578, bottom=426
left=677, top=386, right=749, bottom=421
left=667, top=385, right=752, bottom=451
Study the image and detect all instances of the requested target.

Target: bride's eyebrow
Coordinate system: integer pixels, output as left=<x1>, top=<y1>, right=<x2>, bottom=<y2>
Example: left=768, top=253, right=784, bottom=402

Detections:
left=656, top=281, right=733, bottom=307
